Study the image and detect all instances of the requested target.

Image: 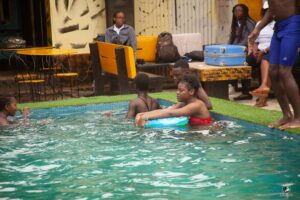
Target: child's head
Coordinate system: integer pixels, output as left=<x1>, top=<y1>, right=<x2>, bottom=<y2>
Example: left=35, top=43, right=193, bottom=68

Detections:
left=176, top=74, right=200, bottom=102
left=134, top=73, right=149, bottom=92
left=172, top=59, right=189, bottom=84
left=0, top=96, right=17, bottom=116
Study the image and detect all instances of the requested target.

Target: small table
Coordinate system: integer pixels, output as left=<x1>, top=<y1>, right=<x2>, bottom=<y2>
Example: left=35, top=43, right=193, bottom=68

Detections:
left=15, top=48, right=77, bottom=100
left=189, top=62, right=251, bottom=99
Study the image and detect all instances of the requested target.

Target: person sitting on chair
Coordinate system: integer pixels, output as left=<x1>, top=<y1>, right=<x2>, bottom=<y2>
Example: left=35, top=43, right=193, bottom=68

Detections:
left=105, top=11, right=137, bottom=52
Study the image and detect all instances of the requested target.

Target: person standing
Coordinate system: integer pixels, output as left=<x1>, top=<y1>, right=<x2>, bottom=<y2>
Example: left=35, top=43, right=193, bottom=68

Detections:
left=249, top=0, right=300, bottom=129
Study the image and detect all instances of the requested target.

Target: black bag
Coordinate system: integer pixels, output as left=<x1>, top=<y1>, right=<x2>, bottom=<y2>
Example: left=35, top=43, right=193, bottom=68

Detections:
left=156, top=32, right=180, bottom=63
left=184, top=51, right=204, bottom=61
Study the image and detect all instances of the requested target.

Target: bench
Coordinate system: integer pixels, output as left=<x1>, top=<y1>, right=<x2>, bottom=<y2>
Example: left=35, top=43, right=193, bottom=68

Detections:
left=89, top=42, right=163, bottom=95
left=187, top=62, right=252, bottom=99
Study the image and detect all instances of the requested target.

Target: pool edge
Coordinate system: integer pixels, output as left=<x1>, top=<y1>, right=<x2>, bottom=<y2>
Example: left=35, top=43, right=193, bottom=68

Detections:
left=18, top=91, right=300, bottom=135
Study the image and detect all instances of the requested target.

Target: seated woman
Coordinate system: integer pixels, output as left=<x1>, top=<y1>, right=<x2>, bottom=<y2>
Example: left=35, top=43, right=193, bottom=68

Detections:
left=0, top=96, right=30, bottom=126
left=105, top=11, right=137, bottom=52
left=126, top=73, right=160, bottom=118
left=135, top=74, right=211, bottom=127
left=228, top=4, right=256, bottom=100
left=247, top=2, right=275, bottom=107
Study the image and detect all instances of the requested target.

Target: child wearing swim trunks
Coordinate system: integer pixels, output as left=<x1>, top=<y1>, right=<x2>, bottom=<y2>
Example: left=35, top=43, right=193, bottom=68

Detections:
left=135, top=74, right=211, bottom=127
left=0, top=96, right=30, bottom=126
left=126, top=73, right=160, bottom=118
left=172, top=59, right=212, bottom=110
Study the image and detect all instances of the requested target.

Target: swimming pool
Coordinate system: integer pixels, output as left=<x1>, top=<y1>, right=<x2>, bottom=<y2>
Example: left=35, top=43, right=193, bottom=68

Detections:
left=0, top=100, right=299, bottom=199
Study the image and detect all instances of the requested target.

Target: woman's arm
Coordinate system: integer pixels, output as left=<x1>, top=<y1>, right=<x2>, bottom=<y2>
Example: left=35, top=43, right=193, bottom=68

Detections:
left=136, top=102, right=201, bottom=127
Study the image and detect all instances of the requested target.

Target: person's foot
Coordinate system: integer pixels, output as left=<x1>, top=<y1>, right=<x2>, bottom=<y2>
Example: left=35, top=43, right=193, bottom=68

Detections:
left=250, top=87, right=270, bottom=97
left=254, top=97, right=268, bottom=107
left=233, top=94, right=253, bottom=101
left=268, top=117, right=293, bottom=129
left=279, top=119, right=300, bottom=130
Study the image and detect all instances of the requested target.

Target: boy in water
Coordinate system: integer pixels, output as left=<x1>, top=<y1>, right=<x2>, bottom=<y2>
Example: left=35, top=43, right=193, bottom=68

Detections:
left=135, top=74, right=211, bottom=127
left=249, top=0, right=300, bottom=129
left=126, top=73, right=161, bottom=118
left=0, top=96, right=30, bottom=126
left=172, top=59, right=212, bottom=110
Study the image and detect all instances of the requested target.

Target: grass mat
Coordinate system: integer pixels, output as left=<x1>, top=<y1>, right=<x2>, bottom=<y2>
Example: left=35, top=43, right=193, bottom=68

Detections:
left=18, top=91, right=300, bottom=134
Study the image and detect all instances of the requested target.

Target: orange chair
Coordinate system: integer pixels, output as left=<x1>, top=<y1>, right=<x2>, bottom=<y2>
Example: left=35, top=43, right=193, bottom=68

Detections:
left=136, top=36, right=158, bottom=62
left=89, top=42, right=163, bottom=95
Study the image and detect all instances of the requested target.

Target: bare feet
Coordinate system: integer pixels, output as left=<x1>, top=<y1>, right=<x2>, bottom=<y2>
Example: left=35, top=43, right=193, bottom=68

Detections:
left=268, top=117, right=293, bottom=129
left=255, top=97, right=268, bottom=107
left=250, top=87, right=270, bottom=97
left=279, top=119, right=300, bottom=130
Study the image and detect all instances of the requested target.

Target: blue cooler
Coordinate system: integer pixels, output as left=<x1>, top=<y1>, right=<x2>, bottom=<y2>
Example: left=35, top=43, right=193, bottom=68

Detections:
left=204, top=45, right=247, bottom=66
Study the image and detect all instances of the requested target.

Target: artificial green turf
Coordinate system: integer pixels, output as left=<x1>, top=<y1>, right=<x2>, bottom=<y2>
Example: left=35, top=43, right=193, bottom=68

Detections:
left=18, top=91, right=300, bottom=134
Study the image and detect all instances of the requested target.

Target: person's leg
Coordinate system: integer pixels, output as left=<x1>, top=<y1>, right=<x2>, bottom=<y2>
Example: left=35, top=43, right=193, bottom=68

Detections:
left=268, top=33, right=293, bottom=128
left=268, top=64, right=293, bottom=128
left=259, top=60, right=271, bottom=89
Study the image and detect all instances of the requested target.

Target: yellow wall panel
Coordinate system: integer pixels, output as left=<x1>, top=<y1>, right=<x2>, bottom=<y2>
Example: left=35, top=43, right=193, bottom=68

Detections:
left=238, top=0, right=263, bottom=22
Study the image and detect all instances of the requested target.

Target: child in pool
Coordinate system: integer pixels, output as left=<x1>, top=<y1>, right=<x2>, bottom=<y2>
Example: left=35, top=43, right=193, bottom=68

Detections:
left=135, top=74, right=212, bottom=127
left=172, top=59, right=212, bottom=110
left=0, top=96, right=30, bottom=126
left=126, top=73, right=161, bottom=118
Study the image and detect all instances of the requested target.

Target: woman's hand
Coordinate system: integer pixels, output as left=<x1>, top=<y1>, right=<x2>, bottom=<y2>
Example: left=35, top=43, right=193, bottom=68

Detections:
left=135, top=114, right=146, bottom=127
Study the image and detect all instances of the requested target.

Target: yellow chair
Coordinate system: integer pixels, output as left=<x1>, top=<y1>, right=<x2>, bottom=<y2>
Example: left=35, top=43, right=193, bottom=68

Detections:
left=136, top=36, right=158, bottom=62
left=89, top=42, right=163, bottom=95
left=15, top=72, right=46, bottom=102
left=53, top=71, right=79, bottom=98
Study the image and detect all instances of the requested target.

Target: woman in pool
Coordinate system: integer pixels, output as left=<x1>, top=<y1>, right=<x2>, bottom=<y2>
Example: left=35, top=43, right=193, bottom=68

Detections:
left=0, top=96, right=30, bottom=126
left=135, top=74, right=211, bottom=127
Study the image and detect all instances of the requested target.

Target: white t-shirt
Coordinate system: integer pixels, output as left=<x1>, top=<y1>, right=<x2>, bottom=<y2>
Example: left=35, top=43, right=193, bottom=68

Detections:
left=113, top=25, right=125, bottom=35
left=256, top=21, right=275, bottom=50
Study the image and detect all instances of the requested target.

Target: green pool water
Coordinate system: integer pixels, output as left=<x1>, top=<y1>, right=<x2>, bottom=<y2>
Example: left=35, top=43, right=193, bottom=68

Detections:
left=0, top=101, right=299, bottom=200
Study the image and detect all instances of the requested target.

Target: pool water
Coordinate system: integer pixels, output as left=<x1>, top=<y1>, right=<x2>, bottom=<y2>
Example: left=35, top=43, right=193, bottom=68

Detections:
left=0, top=100, right=300, bottom=199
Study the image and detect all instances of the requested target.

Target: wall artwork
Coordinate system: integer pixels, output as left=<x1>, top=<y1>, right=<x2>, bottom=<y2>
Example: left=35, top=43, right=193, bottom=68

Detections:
left=49, top=0, right=106, bottom=53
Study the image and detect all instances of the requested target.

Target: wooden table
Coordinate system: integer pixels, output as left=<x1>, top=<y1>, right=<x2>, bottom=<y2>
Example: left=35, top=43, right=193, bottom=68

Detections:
left=189, top=62, right=251, bottom=99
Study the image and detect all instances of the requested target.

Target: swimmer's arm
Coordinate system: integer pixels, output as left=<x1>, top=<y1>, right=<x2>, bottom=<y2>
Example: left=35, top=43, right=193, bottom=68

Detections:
left=140, top=102, right=199, bottom=120
left=197, top=88, right=212, bottom=110
left=126, top=100, right=137, bottom=119
left=135, top=103, right=182, bottom=120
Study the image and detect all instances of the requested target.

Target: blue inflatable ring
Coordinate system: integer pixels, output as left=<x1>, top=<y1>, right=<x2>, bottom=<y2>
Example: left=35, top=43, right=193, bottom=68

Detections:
left=144, top=117, right=189, bottom=128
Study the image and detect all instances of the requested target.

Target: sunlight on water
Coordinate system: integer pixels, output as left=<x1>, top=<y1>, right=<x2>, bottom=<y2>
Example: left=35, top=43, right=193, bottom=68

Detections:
left=0, top=102, right=300, bottom=199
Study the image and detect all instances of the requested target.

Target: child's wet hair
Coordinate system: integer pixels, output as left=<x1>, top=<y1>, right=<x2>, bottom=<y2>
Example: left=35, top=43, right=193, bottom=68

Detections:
left=0, top=96, right=15, bottom=111
left=179, top=74, right=200, bottom=93
left=134, top=73, right=149, bottom=91
left=174, top=59, right=189, bottom=69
